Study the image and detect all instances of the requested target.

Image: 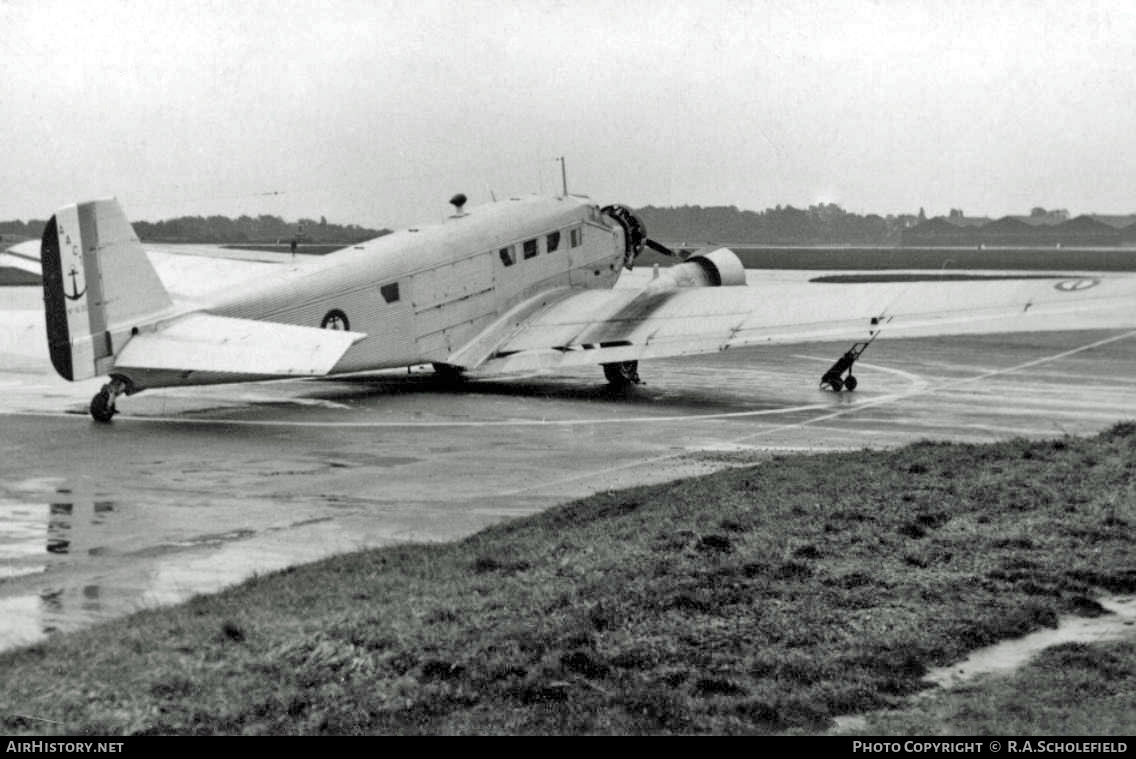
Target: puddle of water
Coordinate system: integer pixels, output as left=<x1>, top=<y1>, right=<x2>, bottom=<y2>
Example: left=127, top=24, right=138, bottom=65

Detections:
left=923, top=595, right=1136, bottom=689
left=0, top=564, right=45, bottom=580
left=831, top=714, right=869, bottom=733
left=0, top=482, right=431, bottom=652
left=830, top=595, right=1136, bottom=733
left=0, top=488, right=124, bottom=650
left=0, top=595, right=45, bottom=650
left=0, top=502, right=50, bottom=561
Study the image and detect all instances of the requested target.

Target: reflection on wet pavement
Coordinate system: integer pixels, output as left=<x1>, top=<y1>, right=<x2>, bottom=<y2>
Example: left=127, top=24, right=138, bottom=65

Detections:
left=0, top=484, right=366, bottom=650
left=0, top=478, right=508, bottom=651
left=0, top=491, right=120, bottom=647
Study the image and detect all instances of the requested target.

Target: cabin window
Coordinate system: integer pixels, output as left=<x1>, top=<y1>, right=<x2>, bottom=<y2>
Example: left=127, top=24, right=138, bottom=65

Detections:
left=523, top=239, right=538, bottom=259
left=380, top=282, right=400, bottom=303
left=546, top=230, right=561, bottom=252
left=569, top=226, right=582, bottom=247
left=499, top=245, right=515, bottom=266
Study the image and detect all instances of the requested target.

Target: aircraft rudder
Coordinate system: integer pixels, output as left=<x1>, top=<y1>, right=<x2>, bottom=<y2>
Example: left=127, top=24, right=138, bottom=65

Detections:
left=40, top=213, right=76, bottom=380
left=39, top=199, right=171, bottom=382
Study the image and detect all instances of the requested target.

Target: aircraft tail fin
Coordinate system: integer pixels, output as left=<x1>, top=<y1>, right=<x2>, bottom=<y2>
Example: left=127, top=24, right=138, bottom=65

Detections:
left=41, top=199, right=173, bottom=381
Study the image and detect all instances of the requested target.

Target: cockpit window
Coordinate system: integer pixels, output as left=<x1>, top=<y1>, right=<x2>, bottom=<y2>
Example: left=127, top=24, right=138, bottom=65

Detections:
left=523, top=239, right=538, bottom=259
left=570, top=227, right=582, bottom=247
left=546, top=231, right=561, bottom=252
left=499, top=245, right=516, bottom=266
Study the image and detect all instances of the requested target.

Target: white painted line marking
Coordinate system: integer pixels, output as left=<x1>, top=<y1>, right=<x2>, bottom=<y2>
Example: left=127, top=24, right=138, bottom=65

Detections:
left=497, top=329, right=1136, bottom=496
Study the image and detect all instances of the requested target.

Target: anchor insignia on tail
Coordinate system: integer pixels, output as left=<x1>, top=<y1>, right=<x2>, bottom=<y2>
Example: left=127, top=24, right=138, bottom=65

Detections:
left=64, top=266, right=86, bottom=301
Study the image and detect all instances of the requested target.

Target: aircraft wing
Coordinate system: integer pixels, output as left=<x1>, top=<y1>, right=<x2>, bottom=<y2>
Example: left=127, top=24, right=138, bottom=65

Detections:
left=1, top=239, right=42, bottom=276
left=114, top=313, right=366, bottom=377
left=467, top=275, right=1136, bottom=375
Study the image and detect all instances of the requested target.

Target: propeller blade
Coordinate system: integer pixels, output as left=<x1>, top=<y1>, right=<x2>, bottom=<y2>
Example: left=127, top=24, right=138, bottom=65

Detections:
left=643, top=238, right=677, bottom=257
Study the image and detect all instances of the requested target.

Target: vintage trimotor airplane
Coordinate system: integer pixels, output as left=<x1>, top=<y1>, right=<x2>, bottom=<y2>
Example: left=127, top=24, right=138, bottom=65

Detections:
left=31, top=191, right=1136, bottom=422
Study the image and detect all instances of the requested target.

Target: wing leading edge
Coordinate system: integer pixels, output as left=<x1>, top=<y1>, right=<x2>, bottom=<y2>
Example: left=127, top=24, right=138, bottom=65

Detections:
left=468, top=275, right=1136, bottom=375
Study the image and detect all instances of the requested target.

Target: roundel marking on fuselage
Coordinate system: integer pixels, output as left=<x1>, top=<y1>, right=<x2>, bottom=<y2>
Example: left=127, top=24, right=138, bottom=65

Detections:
left=321, top=309, right=350, bottom=330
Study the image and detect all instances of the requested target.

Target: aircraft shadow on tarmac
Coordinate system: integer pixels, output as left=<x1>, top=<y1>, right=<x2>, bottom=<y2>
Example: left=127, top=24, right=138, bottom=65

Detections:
left=302, top=371, right=803, bottom=413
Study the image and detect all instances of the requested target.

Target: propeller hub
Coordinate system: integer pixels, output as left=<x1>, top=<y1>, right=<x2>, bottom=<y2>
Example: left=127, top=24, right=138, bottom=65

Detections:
left=600, top=204, right=677, bottom=269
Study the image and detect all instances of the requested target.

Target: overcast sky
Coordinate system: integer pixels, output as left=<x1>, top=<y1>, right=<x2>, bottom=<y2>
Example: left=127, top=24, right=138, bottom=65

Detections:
left=3, top=0, right=1135, bottom=227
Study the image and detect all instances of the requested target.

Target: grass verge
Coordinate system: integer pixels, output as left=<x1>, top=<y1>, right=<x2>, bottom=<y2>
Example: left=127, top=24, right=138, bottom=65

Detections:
left=1, top=424, right=1134, bottom=734
left=846, top=639, right=1136, bottom=734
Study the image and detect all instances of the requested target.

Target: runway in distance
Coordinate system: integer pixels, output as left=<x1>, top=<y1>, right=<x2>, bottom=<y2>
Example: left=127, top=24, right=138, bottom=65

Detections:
left=15, top=191, right=1136, bottom=421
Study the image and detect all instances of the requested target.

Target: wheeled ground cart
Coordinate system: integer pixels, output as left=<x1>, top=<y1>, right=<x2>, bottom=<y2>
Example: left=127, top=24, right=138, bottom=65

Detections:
left=819, top=338, right=875, bottom=392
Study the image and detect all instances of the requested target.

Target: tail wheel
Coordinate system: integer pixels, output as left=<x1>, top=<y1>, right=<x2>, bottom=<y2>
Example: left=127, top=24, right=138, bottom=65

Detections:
left=89, top=376, right=130, bottom=422
left=603, top=361, right=641, bottom=386
left=90, top=387, right=116, bottom=423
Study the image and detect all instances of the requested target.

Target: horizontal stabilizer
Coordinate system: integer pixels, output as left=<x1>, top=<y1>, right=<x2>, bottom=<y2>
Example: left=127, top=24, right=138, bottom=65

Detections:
left=114, top=313, right=365, bottom=377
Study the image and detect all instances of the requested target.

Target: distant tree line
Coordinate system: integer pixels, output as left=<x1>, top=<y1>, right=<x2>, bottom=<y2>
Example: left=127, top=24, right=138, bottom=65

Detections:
left=132, top=214, right=389, bottom=244
left=635, top=204, right=918, bottom=245
left=0, top=215, right=388, bottom=244
left=0, top=219, right=44, bottom=241
left=2, top=204, right=950, bottom=247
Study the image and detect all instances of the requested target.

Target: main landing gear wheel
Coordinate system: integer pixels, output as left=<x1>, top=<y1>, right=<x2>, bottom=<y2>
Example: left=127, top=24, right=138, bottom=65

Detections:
left=843, top=375, right=858, bottom=392
left=90, top=377, right=129, bottom=423
left=432, top=363, right=466, bottom=383
left=603, top=360, right=641, bottom=387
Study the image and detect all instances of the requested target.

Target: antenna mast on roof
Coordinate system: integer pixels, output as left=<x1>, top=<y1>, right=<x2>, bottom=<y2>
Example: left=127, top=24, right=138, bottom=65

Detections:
left=557, top=156, right=568, bottom=196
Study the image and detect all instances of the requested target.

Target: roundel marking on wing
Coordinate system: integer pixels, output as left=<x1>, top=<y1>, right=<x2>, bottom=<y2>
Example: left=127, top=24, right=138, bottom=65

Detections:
left=1054, top=277, right=1100, bottom=292
left=321, top=309, right=350, bottom=330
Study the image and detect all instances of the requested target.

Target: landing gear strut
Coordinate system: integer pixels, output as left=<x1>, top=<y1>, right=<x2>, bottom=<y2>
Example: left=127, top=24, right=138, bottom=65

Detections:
left=90, top=376, right=129, bottom=423
left=820, top=341, right=872, bottom=392
left=603, top=360, right=641, bottom=387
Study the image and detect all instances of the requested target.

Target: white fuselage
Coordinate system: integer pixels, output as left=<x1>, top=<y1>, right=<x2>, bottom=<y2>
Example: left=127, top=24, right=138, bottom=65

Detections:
left=199, top=195, right=625, bottom=375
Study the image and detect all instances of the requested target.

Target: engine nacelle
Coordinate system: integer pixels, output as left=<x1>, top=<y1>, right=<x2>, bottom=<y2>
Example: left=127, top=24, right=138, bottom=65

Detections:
left=600, top=204, right=647, bottom=268
left=646, top=247, right=746, bottom=289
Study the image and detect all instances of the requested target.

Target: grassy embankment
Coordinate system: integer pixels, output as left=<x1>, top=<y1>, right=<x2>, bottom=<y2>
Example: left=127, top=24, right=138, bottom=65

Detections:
left=1, top=425, right=1133, bottom=735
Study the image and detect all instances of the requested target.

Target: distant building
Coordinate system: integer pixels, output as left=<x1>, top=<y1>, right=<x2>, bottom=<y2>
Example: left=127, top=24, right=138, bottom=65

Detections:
left=949, top=217, right=992, bottom=227
left=901, top=211, right=1124, bottom=247
left=1012, top=209, right=1070, bottom=226
left=1090, top=214, right=1136, bottom=227
left=899, top=217, right=977, bottom=245
left=979, top=216, right=1040, bottom=246
left=1049, top=215, right=1122, bottom=247
left=1090, top=214, right=1136, bottom=243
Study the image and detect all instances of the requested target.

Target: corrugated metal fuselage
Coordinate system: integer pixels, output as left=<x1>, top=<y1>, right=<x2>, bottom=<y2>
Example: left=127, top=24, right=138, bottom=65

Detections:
left=184, top=196, right=624, bottom=380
